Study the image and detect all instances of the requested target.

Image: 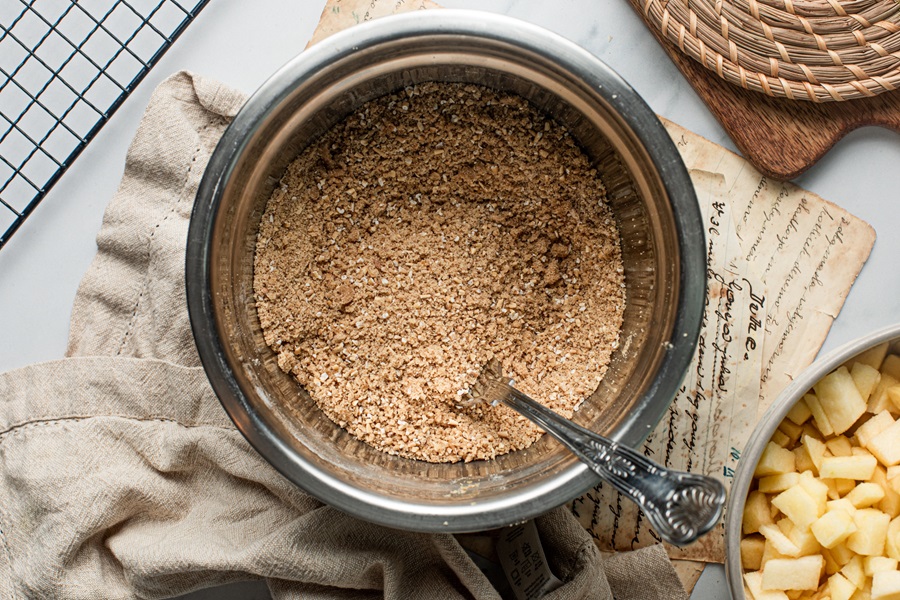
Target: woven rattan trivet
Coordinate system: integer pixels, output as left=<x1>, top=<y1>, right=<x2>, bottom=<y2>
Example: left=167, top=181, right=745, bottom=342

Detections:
left=639, top=0, right=900, bottom=103
left=628, top=0, right=900, bottom=179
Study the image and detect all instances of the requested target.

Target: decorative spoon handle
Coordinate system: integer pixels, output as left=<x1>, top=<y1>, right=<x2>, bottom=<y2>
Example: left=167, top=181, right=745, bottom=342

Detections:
left=470, top=361, right=725, bottom=547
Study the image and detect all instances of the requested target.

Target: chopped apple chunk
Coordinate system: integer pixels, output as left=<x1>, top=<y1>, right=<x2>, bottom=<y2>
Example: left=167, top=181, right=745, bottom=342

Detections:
left=757, top=441, right=798, bottom=477
left=828, top=572, right=858, bottom=600
left=868, top=421, right=900, bottom=467
left=820, top=455, right=878, bottom=481
left=847, top=510, right=891, bottom=556
left=869, top=374, right=900, bottom=414
left=847, top=483, right=887, bottom=509
left=814, top=367, right=868, bottom=435
left=812, top=509, right=857, bottom=549
left=773, top=486, right=822, bottom=531
left=872, top=570, right=900, bottom=600
left=760, top=523, right=802, bottom=557
left=762, top=556, right=825, bottom=591
left=856, top=412, right=896, bottom=450
left=864, top=556, right=898, bottom=576
left=745, top=570, right=790, bottom=600
left=849, top=343, right=889, bottom=372
left=760, top=473, right=803, bottom=494
left=852, top=362, right=883, bottom=402
left=787, top=398, right=814, bottom=426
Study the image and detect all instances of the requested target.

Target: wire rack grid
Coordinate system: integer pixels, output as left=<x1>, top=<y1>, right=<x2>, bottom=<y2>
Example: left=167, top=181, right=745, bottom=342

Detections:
left=0, top=0, right=209, bottom=250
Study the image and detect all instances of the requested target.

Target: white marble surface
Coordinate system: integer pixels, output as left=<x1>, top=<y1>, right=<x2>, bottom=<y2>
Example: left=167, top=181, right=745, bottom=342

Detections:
left=1, top=1, right=898, bottom=598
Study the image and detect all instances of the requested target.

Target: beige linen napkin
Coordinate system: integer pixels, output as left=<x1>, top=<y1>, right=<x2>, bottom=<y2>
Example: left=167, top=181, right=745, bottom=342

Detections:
left=0, top=71, right=688, bottom=600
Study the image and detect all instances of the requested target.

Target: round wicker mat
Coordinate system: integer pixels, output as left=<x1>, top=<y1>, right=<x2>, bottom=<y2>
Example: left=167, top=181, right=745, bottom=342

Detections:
left=640, top=0, right=900, bottom=102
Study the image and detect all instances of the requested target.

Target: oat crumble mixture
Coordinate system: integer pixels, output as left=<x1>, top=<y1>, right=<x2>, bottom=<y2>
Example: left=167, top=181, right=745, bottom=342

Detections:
left=253, top=82, right=625, bottom=463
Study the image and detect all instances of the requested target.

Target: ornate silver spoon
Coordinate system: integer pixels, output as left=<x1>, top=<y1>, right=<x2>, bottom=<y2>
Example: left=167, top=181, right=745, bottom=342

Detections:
left=467, top=358, right=726, bottom=547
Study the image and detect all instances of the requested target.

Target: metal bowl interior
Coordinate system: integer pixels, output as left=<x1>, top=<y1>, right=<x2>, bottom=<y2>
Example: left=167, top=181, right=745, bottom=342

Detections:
left=186, top=10, right=705, bottom=532
left=725, top=323, right=900, bottom=598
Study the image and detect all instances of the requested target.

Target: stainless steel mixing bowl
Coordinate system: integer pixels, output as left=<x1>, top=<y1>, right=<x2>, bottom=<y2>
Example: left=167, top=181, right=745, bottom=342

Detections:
left=186, top=10, right=705, bottom=532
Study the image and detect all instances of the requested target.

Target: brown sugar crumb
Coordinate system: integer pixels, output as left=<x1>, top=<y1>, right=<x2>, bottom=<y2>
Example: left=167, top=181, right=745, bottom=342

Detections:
left=253, top=82, right=625, bottom=463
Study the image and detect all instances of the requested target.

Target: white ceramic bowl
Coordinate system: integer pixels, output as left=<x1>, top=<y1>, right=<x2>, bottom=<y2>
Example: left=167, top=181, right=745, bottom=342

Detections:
left=725, top=323, right=900, bottom=598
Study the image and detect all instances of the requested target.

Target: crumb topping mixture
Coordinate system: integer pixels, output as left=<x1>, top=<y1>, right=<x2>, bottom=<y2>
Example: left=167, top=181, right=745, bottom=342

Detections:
left=254, top=82, right=624, bottom=462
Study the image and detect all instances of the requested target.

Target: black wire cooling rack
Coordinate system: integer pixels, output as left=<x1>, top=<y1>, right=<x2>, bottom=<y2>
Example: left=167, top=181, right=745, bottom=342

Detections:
left=0, top=0, right=209, bottom=250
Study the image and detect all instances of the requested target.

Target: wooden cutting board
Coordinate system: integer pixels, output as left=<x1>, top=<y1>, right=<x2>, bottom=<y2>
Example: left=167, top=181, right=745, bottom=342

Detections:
left=631, top=5, right=900, bottom=181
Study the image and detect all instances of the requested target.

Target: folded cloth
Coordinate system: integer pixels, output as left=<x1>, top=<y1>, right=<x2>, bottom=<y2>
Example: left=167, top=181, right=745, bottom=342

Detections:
left=0, top=72, right=689, bottom=600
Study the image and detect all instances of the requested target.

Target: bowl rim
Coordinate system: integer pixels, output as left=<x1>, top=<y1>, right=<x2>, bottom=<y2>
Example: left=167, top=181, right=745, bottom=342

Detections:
left=185, top=9, right=706, bottom=532
left=725, top=321, right=900, bottom=598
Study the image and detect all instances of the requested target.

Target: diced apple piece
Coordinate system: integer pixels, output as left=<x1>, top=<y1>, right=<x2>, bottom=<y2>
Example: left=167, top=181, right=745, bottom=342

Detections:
left=852, top=362, right=883, bottom=402
left=803, top=422, right=826, bottom=443
left=774, top=484, right=823, bottom=530
left=847, top=509, right=891, bottom=556
left=872, top=466, right=900, bottom=519
left=777, top=517, right=794, bottom=536
left=868, top=420, right=900, bottom=467
left=801, top=471, right=831, bottom=511
left=803, top=436, right=829, bottom=475
left=883, top=494, right=900, bottom=521
left=881, top=355, right=900, bottom=381
left=787, top=521, right=823, bottom=557
left=757, top=441, right=799, bottom=477
left=828, top=499, right=859, bottom=514
left=762, top=538, right=792, bottom=567
left=787, top=398, right=814, bottom=426
left=820, top=455, right=878, bottom=481
left=850, top=343, right=890, bottom=372
left=779, top=419, right=805, bottom=446
left=796, top=445, right=818, bottom=475
left=872, top=570, right=900, bottom=600
left=745, top=490, right=777, bottom=534
left=852, top=582, right=874, bottom=600
left=761, top=473, right=803, bottom=494
left=745, top=570, right=790, bottom=600
left=851, top=587, right=872, bottom=600
left=858, top=412, right=897, bottom=449
left=858, top=588, right=876, bottom=600
left=864, top=556, right=898, bottom=576
left=840, top=554, right=866, bottom=589
left=761, top=523, right=802, bottom=557
left=823, top=478, right=843, bottom=500
left=823, top=547, right=842, bottom=575
left=772, top=429, right=792, bottom=448
left=886, top=517, right=900, bottom=560
left=831, top=541, right=856, bottom=566
left=812, top=509, right=858, bottom=549
left=838, top=478, right=861, bottom=495
left=815, top=367, right=869, bottom=435
left=890, top=477, right=900, bottom=497
left=852, top=585, right=874, bottom=600
left=831, top=572, right=860, bottom=600
left=847, top=483, right=887, bottom=508
left=762, top=556, right=825, bottom=591
left=888, top=466, right=900, bottom=482
left=887, top=387, right=900, bottom=414
left=743, top=534, right=766, bottom=570
left=829, top=436, right=855, bottom=457
left=869, top=374, right=900, bottom=414
left=807, top=393, right=836, bottom=437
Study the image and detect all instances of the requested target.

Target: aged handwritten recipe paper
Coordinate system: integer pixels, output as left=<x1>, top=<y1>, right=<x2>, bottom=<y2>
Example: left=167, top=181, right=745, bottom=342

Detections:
left=311, top=0, right=877, bottom=565
left=572, top=122, right=875, bottom=561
